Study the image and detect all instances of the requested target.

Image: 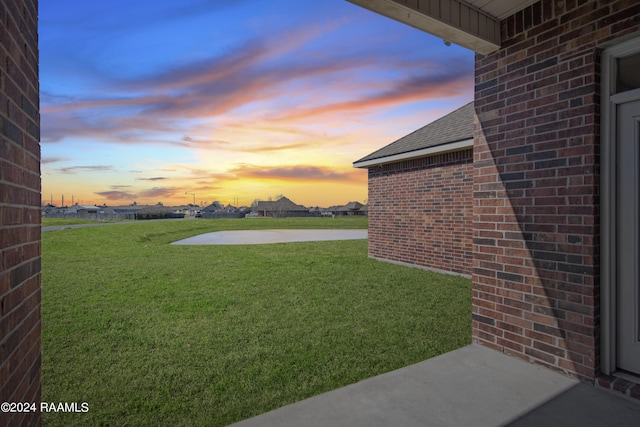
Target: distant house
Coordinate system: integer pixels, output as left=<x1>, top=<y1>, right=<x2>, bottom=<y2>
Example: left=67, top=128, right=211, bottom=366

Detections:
left=42, top=204, right=102, bottom=219
left=309, top=206, right=323, bottom=216
left=64, top=204, right=99, bottom=215
left=200, top=202, right=223, bottom=218
left=344, top=201, right=365, bottom=216
left=109, top=206, right=142, bottom=220
left=327, top=201, right=367, bottom=216
left=201, top=201, right=224, bottom=213
left=255, top=196, right=309, bottom=217
left=200, top=202, right=249, bottom=219
left=136, top=205, right=184, bottom=220
left=354, top=102, right=474, bottom=276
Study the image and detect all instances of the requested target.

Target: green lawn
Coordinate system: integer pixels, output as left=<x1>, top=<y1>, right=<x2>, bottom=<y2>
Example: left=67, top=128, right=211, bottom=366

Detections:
left=42, top=218, right=124, bottom=226
left=41, top=217, right=471, bottom=426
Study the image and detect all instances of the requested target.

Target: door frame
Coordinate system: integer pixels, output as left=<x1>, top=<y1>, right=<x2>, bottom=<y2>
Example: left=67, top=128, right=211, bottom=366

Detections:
left=601, top=34, right=640, bottom=375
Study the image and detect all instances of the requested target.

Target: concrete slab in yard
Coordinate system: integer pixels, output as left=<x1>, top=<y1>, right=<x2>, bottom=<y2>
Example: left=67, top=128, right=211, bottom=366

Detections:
left=228, top=344, right=640, bottom=427
left=171, top=229, right=367, bottom=245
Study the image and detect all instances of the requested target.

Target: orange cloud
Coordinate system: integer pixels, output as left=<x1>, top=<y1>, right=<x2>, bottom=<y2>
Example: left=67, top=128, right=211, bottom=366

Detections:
left=229, top=164, right=364, bottom=183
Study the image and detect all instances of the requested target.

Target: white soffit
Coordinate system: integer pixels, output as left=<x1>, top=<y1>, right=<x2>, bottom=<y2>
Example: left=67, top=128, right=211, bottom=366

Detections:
left=468, top=0, right=539, bottom=20
left=347, top=0, right=538, bottom=54
left=353, top=138, right=473, bottom=168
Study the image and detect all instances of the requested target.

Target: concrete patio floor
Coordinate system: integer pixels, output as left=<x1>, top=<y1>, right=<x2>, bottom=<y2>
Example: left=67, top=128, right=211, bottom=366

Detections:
left=171, top=229, right=368, bottom=245
left=229, top=344, right=640, bottom=427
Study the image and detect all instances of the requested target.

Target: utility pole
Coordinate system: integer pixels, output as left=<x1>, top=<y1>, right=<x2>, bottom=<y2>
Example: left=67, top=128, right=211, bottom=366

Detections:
left=185, top=192, right=195, bottom=205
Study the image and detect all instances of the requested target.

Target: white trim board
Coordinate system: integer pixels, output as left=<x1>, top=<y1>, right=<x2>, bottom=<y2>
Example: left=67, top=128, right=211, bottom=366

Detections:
left=353, top=138, right=473, bottom=169
left=600, top=34, right=640, bottom=376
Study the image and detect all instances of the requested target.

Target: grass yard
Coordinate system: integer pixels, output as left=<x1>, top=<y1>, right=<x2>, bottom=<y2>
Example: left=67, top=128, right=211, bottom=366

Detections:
left=42, top=218, right=124, bottom=226
left=41, top=217, right=471, bottom=426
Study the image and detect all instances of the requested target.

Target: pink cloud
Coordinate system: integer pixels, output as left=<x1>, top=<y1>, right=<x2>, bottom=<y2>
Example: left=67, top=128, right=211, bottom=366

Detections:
left=275, top=66, right=472, bottom=121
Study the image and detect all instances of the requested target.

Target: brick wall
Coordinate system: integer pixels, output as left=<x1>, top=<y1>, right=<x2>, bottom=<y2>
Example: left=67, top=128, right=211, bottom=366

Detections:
left=368, top=149, right=473, bottom=276
left=0, top=0, right=41, bottom=426
left=473, top=0, right=639, bottom=382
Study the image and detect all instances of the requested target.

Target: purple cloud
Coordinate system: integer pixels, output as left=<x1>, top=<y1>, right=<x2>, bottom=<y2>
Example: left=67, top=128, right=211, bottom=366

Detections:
left=40, top=23, right=473, bottom=147
left=138, top=187, right=180, bottom=198
left=95, top=190, right=137, bottom=200
left=137, top=177, right=169, bottom=181
left=58, top=165, right=115, bottom=174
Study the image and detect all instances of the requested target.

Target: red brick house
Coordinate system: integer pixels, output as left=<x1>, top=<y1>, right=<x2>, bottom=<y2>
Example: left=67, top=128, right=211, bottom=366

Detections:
left=350, top=0, right=640, bottom=393
left=354, top=102, right=474, bottom=277
left=0, top=1, right=41, bottom=426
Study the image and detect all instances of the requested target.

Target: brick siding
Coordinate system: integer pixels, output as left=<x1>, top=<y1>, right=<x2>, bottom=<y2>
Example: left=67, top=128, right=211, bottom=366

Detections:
left=0, top=0, right=41, bottom=426
left=473, top=0, right=639, bottom=382
left=368, top=149, right=473, bottom=276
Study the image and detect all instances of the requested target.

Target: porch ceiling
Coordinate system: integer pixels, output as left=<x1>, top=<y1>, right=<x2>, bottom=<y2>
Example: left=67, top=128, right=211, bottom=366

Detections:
left=347, top=0, right=538, bottom=54
left=466, top=0, right=539, bottom=20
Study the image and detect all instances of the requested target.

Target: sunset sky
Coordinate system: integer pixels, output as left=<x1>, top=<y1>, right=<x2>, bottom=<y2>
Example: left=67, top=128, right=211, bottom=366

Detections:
left=39, top=0, right=474, bottom=208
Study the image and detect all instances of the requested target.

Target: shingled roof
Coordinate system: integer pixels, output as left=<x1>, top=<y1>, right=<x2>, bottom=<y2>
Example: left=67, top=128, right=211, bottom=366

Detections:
left=353, top=102, right=474, bottom=168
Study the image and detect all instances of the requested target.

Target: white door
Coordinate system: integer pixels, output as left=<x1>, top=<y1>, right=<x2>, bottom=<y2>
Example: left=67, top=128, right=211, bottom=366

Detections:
left=617, top=99, right=640, bottom=375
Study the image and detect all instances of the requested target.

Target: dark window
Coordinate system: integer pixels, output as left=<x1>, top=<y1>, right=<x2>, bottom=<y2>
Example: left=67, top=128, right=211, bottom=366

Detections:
left=616, top=52, right=640, bottom=93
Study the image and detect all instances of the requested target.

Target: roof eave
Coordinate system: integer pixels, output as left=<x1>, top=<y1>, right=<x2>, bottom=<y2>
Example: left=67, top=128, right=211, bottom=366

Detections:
left=353, top=138, right=473, bottom=169
left=346, top=0, right=500, bottom=55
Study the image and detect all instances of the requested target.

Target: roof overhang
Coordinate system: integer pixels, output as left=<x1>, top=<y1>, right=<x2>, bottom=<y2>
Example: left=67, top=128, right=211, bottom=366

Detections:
left=347, top=0, right=539, bottom=55
left=353, top=137, right=473, bottom=168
